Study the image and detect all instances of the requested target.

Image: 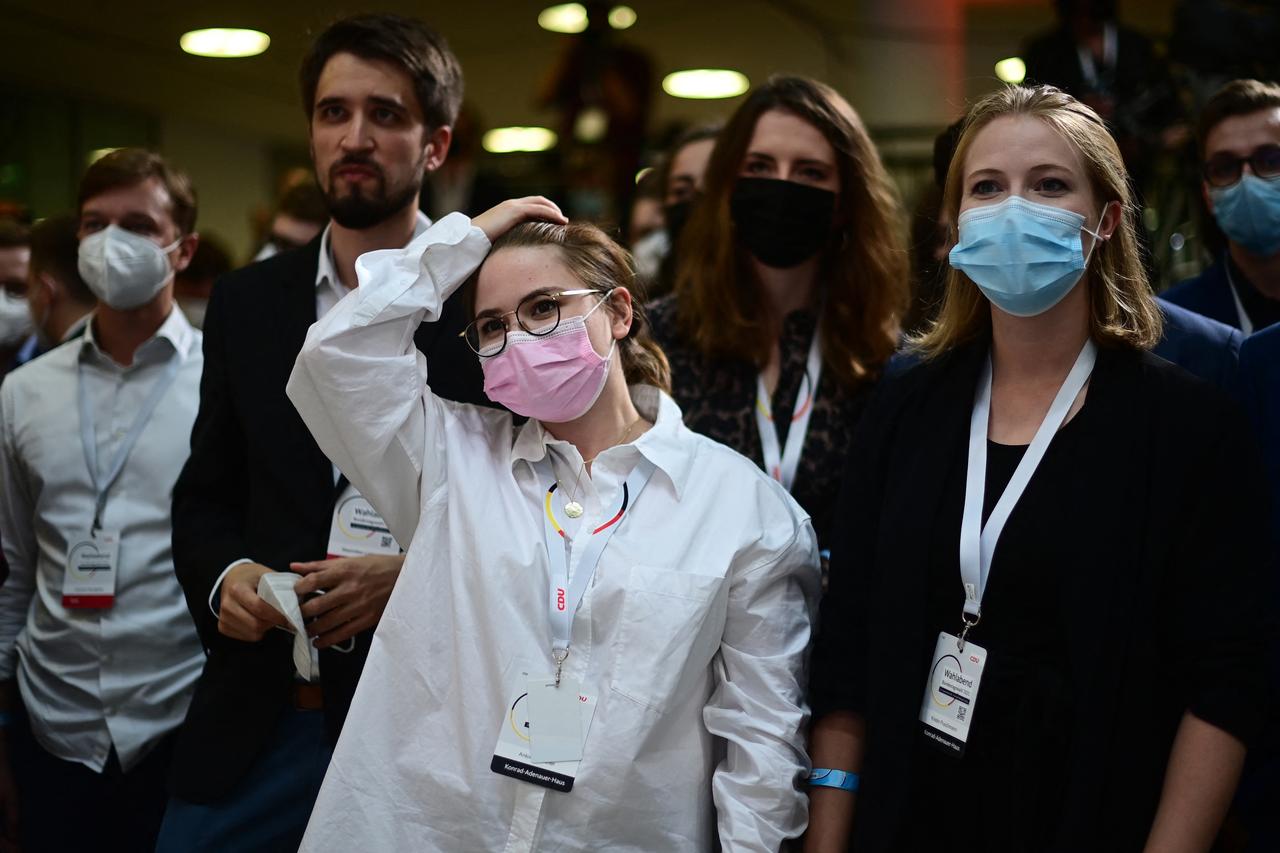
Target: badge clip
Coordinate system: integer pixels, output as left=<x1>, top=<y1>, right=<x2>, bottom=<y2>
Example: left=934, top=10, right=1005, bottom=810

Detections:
left=956, top=610, right=981, bottom=653
left=552, top=648, right=569, bottom=687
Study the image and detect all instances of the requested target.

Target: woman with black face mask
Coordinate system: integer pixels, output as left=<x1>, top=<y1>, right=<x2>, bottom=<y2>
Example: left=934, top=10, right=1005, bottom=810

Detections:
left=647, top=74, right=908, bottom=553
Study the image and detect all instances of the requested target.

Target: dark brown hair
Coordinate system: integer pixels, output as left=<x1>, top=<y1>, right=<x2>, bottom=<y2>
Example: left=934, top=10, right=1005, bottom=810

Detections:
left=673, top=74, right=907, bottom=390
left=1198, top=79, right=1280, bottom=155
left=477, top=222, right=672, bottom=393
left=300, top=14, right=464, bottom=131
left=0, top=219, right=28, bottom=249
left=78, top=148, right=198, bottom=236
left=29, top=214, right=93, bottom=303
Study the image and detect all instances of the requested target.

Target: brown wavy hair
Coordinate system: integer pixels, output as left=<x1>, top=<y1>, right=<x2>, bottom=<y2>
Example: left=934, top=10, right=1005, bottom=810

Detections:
left=479, top=221, right=672, bottom=393
left=673, top=74, right=907, bottom=389
left=912, top=85, right=1162, bottom=357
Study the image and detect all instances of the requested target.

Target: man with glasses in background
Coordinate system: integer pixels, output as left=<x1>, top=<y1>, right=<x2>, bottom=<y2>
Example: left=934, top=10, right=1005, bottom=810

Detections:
left=1164, top=79, right=1280, bottom=334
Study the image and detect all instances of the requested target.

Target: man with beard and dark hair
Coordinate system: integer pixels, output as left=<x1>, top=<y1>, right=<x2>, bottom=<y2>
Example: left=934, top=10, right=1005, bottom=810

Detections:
left=157, top=14, right=484, bottom=852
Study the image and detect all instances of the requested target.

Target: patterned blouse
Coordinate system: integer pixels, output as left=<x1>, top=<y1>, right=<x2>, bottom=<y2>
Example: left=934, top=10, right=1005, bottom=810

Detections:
left=647, top=295, right=873, bottom=548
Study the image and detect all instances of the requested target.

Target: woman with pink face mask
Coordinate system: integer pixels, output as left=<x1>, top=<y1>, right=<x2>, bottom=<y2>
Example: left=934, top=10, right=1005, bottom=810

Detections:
left=286, top=197, right=821, bottom=853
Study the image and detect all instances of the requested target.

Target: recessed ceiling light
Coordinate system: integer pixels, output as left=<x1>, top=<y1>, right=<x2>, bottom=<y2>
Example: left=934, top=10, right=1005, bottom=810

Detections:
left=539, top=4, right=637, bottom=33
left=180, top=28, right=271, bottom=59
left=538, top=4, right=589, bottom=34
left=994, top=57, right=1026, bottom=84
left=608, top=6, right=637, bottom=29
left=482, top=127, right=559, bottom=154
left=662, top=69, right=750, bottom=100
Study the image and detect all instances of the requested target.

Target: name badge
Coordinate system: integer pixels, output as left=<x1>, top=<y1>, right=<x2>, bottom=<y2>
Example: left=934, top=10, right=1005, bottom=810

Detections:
left=919, top=631, right=987, bottom=757
left=63, top=530, right=120, bottom=609
left=491, top=666, right=597, bottom=793
left=327, top=485, right=400, bottom=559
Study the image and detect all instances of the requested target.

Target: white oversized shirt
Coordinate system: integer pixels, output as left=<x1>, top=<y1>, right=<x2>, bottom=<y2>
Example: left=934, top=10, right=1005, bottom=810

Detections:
left=286, top=213, right=821, bottom=852
left=0, top=308, right=205, bottom=771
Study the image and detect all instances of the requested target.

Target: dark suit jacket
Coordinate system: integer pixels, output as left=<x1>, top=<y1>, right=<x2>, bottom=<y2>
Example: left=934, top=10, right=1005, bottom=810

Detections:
left=1240, top=324, right=1280, bottom=672
left=811, top=341, right=1269, bottom=851
left=1162, top=256, right=1239, bottom=329
left=169, top=235, right=486, bottom=802
left=1154, top=298, right=1242, bottom=394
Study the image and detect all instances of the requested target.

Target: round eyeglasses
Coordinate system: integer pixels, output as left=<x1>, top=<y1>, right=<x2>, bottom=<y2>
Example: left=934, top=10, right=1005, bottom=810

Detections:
left=461, top=288, right=609, bottom=357
left=1203, top=144, right=1280, bottom=188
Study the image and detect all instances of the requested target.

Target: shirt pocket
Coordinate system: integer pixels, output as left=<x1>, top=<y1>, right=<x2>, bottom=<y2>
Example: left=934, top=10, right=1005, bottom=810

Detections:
left=609, top=565, right=728, bottom=713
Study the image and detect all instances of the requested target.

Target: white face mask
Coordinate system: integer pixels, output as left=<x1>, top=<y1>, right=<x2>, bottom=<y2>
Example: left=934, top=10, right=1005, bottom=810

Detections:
left=78, top=225, right=181, bottom=310
left=0, top=290, right=32, bottom=348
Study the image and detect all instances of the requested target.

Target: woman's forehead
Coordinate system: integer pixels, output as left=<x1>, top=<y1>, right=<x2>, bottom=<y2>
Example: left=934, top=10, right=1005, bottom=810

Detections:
left=965, top=115, right=1084, bottom=177
left=475, top=245, right=575, bottom=312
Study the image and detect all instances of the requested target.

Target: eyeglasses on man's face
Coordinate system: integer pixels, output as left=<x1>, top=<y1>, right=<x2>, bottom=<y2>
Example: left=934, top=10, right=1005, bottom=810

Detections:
left=1203, top=144, right=1280, bottom=188
left=462, top=288, right=608, bottom=357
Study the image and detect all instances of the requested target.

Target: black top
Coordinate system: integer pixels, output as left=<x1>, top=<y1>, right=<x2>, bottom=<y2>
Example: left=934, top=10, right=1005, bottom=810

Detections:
left=646, top=295, right=872, bottom=546
left=810, top=341, right=1270, bottom=852
left=168, top=236, right=486, bottom=802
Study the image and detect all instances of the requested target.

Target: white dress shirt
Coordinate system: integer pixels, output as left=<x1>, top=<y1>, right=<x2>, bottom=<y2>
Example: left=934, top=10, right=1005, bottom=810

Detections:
left=0, top=308, right=205, bottom=772
left=286, top=213, right=821, bottom=852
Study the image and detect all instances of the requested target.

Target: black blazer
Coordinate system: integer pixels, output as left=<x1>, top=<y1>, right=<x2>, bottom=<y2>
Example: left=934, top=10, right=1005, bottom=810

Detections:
left=811, top=342, right=1270, bottom=851
left=169, top=235, right=487, bottom=802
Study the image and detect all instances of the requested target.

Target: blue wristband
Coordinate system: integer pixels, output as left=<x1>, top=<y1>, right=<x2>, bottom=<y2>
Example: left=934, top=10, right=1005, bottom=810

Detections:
left=808, top=768, right=859, bottom=792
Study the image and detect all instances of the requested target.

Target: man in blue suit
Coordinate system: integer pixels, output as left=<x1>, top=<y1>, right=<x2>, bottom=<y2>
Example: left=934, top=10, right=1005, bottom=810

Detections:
left=1236, top=325, right=1280, bottom=852
left=1163, top=79, right=1280, bottom=334
left=1155, top=298, right=1243, bottom=393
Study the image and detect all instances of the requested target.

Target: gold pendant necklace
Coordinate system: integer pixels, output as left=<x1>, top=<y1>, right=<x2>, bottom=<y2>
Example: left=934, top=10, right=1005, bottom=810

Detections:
left=561, top=416, right=646, bottom=519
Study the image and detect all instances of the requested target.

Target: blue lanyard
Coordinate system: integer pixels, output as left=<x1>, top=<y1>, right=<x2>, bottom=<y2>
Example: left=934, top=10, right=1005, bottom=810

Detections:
left=77, top=351, right=182, bottom=533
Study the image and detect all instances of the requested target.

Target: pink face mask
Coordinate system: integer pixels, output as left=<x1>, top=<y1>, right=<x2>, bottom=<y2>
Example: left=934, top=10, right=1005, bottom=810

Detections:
left=481, top=300, right=615, bottom=423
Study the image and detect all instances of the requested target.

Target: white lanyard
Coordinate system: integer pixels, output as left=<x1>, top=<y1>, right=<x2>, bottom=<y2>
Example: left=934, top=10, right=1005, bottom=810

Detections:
left=958, top=340, right=1097, bottom=636
left=755, top=334, right=822, bottom=492
left=535, top=454, right=656, bottom=684
left=78, top=353, right=182, bottom=533
left=1225, top=264, right=1254, bottom=336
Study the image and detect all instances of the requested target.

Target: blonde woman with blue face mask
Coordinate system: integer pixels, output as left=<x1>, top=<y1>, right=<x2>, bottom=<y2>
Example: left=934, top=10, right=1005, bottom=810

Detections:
left=285, top=197, right=820, bottom=852
left=804, top=86, right=1270, bottom=853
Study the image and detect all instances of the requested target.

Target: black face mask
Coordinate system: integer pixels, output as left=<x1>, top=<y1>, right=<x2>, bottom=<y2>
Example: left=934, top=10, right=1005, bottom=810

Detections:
left=730, top=177, right=836, bottom=269
left=664, top=200, right=693, bottom=245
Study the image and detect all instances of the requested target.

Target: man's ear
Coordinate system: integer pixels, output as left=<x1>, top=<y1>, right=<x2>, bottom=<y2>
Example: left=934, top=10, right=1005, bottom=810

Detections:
left=170, top=232, right=200, bottom=275
left=1202, top=181, right=1214, bottom=216
left=423, top=125, right=453, bottom=173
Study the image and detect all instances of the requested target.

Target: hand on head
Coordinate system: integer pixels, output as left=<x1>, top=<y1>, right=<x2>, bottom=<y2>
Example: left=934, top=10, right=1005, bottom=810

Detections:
left=473, top=197, right=567, bottom=244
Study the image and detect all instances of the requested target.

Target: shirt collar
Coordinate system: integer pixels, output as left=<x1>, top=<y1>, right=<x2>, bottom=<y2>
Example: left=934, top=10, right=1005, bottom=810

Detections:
left=81, top=304, right=197, bottom=366
left=316, top=210, right=432, bottom=291
left=509, top=385, right=694, bottom=499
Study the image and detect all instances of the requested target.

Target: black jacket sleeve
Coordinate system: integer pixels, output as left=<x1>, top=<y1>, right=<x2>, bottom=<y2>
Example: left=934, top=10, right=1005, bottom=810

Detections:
left=1163, top=394, right=1271, bottom=745
left=171, top=278, right=251, bottom=648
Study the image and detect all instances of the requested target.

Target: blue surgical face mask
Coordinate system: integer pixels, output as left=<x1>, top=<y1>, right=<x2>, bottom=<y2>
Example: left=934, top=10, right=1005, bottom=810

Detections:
left=1210, top=173, right=1280, bottom=258
left=948, top=196, right=1104, bottom=317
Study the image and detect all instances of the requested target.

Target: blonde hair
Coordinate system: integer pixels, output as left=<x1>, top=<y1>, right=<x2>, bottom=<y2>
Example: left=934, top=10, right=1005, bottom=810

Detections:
left=912, top=85, right=1162, bottom=357
left=480, top=221, right=672, bottom=393
left=674, top=74, right=908, bottom=389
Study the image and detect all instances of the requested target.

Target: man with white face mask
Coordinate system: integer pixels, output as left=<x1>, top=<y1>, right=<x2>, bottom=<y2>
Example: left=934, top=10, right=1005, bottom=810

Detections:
left=0, top=220, right=32, bottom=380
left=0, top=148, right=205, bottom=852
left=11, top=214, right=97, bottom=369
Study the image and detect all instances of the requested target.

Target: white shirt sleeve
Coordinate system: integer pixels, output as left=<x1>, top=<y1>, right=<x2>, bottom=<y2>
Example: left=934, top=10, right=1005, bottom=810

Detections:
left=286, top=212, right=492, bottom=548
left=0, top=381, right=39, bottom=682
left=704, top=520, right=822, bottom=851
